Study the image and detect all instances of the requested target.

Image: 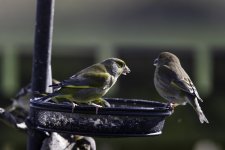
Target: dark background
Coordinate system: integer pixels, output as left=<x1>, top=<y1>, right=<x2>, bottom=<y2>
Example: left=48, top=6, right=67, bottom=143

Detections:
left=0, top=0, right=225, bottom=150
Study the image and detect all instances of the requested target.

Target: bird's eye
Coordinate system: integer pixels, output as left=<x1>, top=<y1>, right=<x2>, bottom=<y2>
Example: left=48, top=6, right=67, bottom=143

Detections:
left=116, top=61, right=125, bottom=68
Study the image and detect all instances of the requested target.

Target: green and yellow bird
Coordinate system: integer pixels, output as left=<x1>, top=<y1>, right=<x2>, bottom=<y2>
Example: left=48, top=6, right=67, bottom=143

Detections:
left=46, top=58, right=130, bottom=107
left=6, top=79, right=60, bottom=122
left=154, top=52, right=208, bottom=123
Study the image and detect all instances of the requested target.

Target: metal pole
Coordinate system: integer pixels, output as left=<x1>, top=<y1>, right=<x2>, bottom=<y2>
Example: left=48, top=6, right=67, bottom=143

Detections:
left=28, top=0, right=55, bottom=149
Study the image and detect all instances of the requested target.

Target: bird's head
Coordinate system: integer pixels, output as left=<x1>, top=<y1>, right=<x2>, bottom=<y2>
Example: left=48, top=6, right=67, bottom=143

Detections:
left=154, top=52, right=180, bottom=67
left=102, top=58, right=131, bottom=76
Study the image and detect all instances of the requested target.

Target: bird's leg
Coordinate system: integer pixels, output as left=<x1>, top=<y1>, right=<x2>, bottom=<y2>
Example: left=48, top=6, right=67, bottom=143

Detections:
left=172, top=103, right=179, bottom=108
left=90, top=98, right=111, bottom=114
left=71, top=102, right=79, bottom=113
left=89, top=103, right=102, bottom=108
left=166, top=102, right=178, bottom=110
left=87, top=98, right=105, bottom=114
left=88, top=102, right=102, bottom=114
left=92, top=98, right=111, bottom=107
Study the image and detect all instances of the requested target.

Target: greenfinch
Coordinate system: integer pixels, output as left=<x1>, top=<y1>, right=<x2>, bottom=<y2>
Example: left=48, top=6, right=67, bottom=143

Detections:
left=154, top=52, right=209, bottom=123
left=8, top=79, right=60, bottom=113
left=8, top=84, right=32, bottom=114
left=46, top=58, right=130, bottom=107
left=6, top=79, right=60, bottom=122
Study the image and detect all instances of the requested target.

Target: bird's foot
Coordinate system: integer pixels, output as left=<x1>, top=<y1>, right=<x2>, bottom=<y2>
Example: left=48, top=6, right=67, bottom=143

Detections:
left=89, top=103, right=102, bottom=114
left=89, top=103, right=102, bottom=108
left=71, top=102, right=78, bottom=113
left=172, top=103, right=179, bottom=108
left=101, top=100, right=111, bottom=108
left=166, top=103, right=178, bottom=114
left=90, top=98, right=111, bottom=114
left=166, top=102, right=178, bottom=109
left=92, top=98, right=111, bottom=107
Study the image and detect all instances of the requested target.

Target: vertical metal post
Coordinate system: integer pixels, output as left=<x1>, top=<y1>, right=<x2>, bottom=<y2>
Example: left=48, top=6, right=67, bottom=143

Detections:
left=28, top=0, right=55, bottom=149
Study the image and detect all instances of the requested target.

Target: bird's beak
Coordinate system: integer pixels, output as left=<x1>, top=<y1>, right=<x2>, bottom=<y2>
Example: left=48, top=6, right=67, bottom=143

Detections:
left=153, top=58, right=158, bottom=66
left=122, top=65, right=131, bottom=75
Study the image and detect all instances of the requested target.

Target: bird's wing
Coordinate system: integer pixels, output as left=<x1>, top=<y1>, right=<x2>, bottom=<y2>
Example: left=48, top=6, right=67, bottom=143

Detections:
left=157, top=65, right=176, bottom=84
left=160, top=65, right=203, bottom=102
left=50, top=64, right=111, bottom=89
left=171, top=77, right=203, bottom=102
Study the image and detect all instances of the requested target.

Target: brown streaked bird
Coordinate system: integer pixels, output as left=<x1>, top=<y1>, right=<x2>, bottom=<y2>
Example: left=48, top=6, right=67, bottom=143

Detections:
left=153, top=52, right=209, bottom=123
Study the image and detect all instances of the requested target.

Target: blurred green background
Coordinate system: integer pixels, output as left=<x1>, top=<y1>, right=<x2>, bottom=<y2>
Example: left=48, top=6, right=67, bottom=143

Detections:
left=0, top=0, right=225, bottom=149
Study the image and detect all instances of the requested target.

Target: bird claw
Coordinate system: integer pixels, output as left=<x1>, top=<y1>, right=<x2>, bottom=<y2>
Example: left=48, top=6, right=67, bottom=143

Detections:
left=166, top=103, right=178, bottom=112
left=102, top=100, right=111, bottom=107
left=89, top=103, right=102, bottom=108
left=71, top=102, right=78, bottom=113
left=92, top=99, right=111, bottom=107
left=89, top=103, right=102, bottom=114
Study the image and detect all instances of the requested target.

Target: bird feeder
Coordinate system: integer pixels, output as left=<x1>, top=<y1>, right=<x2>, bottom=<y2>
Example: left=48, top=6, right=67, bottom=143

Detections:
left=27, top=0, right=173, bottom=149
left=29, top=98, right=172, bottom=137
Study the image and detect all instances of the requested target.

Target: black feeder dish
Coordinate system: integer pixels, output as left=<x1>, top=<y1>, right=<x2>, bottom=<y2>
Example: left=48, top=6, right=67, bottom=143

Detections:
left=30, top=98, right=173, bottom=137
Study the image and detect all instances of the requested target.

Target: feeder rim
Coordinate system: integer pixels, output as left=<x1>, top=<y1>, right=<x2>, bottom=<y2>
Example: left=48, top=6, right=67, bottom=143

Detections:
left=30, top=97, right=173, bottom=117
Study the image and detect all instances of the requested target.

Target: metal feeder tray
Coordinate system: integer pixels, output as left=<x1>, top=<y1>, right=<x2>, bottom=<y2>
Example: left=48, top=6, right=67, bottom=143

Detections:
left=29, top=98, right=172, bottom=137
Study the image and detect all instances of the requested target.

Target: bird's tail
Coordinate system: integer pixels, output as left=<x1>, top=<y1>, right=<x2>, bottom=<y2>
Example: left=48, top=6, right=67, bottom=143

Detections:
left=186, top=96, right=209, bottom=124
